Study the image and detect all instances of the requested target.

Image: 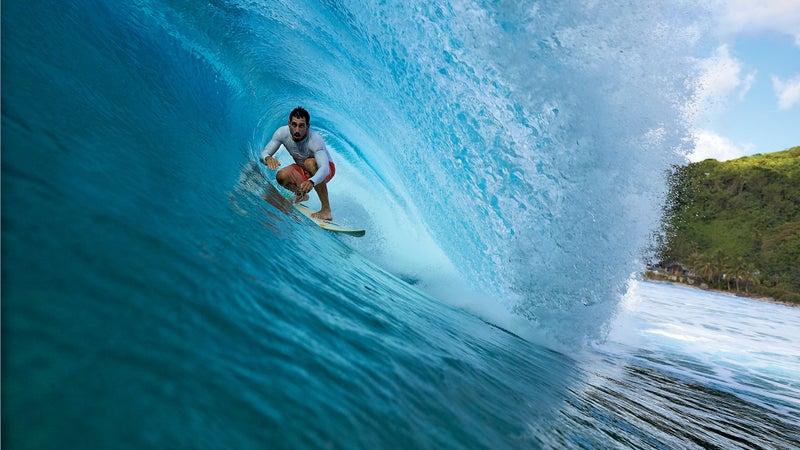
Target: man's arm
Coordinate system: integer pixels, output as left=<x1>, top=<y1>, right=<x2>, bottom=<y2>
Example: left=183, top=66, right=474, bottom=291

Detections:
left=260, top=128, right=285, bottom=167
left=308, top=147, right=330, bottom=185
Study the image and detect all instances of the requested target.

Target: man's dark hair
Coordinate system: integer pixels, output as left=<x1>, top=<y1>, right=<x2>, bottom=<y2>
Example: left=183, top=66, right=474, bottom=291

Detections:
left=289, top=106, right=310, bottom=125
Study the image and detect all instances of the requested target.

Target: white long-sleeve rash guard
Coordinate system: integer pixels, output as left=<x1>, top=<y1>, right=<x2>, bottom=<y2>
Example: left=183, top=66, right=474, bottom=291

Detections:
left=260, top=125, right=332, bottom=186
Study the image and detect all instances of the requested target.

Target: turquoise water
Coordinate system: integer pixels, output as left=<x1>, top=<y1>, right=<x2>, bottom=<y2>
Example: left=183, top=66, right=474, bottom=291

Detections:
left=3, top=0, right=799, bottom=448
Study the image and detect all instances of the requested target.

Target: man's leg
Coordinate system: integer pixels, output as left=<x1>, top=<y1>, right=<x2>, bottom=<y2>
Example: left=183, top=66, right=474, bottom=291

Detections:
left=303, top=158, right=333, bottom=221
left=277, top=165, right=309, bottom=201
left=275, top=169, right=296, bottom=191
left=312, top=183, right=333, bottom=221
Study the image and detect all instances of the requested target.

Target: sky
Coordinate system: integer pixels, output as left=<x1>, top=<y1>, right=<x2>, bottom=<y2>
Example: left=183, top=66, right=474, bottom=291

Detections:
left=687, top=0, right=800, bottom=162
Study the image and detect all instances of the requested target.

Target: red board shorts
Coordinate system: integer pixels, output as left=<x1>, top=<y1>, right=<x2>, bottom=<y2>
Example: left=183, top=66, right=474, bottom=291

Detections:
left=285, top=161, right=336, bottom=186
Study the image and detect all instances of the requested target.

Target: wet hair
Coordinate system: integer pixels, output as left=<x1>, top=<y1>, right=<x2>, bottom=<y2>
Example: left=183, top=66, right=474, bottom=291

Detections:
left=289, top=106, right=310, bottom=126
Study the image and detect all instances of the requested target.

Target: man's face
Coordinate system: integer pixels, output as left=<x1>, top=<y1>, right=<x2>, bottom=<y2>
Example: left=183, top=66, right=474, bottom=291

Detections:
left=289, top=116, right=308, bottom=142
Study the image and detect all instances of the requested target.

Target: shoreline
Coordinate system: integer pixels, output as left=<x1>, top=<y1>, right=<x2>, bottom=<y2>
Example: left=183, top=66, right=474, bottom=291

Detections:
left=641, top=275, right=799, bottom=308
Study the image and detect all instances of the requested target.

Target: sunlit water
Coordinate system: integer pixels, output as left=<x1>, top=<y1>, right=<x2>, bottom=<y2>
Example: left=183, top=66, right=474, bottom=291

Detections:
left=586, top=281, right=800, bottom=449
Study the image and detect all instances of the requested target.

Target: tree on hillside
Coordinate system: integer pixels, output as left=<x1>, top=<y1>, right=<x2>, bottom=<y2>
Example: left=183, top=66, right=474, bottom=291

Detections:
left=653, top=147, right=800, bottom=303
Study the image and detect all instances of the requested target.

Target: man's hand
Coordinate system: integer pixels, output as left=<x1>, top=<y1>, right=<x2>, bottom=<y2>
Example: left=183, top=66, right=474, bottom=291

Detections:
left=298, top=180, right=315, bottom=194
left=264, top=156, right=280, bottom=170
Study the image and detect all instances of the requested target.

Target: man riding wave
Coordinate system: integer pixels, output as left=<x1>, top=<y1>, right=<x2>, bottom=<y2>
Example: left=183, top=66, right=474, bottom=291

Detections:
left=261, top=106, right=336, bottom=221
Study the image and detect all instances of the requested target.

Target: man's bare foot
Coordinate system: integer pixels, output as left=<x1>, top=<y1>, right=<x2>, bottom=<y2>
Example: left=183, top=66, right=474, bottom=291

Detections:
left=311, top=210, right=333, bottom=221
left=294, top=193, right=309, bottom=203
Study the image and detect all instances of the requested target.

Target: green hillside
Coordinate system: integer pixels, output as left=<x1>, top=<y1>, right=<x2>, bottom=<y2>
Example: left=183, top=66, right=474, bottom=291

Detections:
left=652, top=147, right=800, bottom=304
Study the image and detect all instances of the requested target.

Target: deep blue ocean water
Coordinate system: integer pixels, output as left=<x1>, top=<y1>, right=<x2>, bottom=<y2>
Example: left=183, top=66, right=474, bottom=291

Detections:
left=3, top=0, right=799, bottom=448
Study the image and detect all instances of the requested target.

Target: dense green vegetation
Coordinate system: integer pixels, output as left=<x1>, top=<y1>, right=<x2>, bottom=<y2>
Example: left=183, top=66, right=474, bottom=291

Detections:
left=652, top=147, right=800, bottom=304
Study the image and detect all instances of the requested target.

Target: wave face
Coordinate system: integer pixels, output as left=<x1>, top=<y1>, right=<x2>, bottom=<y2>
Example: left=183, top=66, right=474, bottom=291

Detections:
left=7, top=1, right=779, bottom=449
left=6, top=0, right=700, bottom=334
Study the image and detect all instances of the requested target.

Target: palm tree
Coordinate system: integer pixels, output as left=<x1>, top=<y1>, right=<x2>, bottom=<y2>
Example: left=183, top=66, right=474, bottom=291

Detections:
left=743, top=262, right=761, bottom=293
left=692, top=253, right=715, bottom=286
left=732, top=257, right=746, bottom=292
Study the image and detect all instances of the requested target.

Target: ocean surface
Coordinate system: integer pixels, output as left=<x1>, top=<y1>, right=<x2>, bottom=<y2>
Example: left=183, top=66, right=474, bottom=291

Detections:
left=3, top=0, right=799, bottom=448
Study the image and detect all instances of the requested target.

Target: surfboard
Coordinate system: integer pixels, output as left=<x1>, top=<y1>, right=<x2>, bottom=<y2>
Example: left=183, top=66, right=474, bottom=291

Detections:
left=293, top=203, right=366, bottom=237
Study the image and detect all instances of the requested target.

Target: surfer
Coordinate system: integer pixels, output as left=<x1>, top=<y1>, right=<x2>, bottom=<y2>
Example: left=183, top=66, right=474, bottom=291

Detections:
left=261, top=106, right=336, bottom=221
